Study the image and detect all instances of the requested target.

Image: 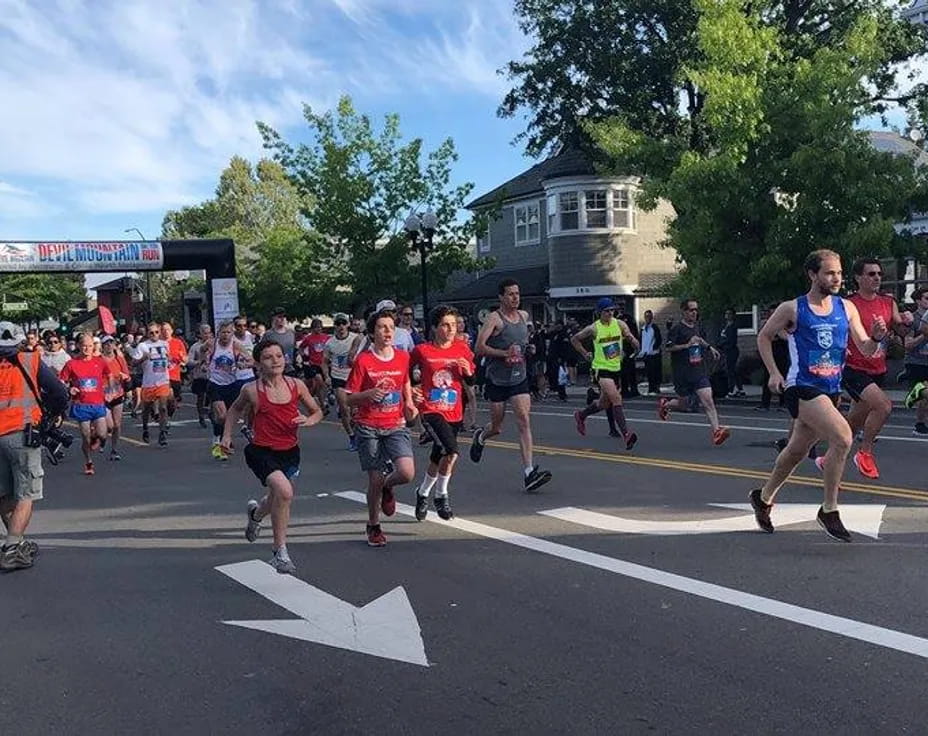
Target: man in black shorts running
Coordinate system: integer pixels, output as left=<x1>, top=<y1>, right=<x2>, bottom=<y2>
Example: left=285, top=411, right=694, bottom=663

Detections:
left=470, top=279, right=551, bottom=492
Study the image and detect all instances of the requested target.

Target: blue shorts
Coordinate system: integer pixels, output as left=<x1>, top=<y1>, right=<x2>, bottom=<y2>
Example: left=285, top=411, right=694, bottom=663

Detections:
left=70, top=403, right=107, bottom=422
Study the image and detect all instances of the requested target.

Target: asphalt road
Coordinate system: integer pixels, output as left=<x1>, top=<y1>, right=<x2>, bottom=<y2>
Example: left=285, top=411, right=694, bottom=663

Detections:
left=4, top=393, right=928, bottom=735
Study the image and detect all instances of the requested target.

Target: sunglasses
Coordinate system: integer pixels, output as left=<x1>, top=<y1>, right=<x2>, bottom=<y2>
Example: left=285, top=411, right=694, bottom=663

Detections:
left=865, top=271, right=883, bottom=277
left=335, top=320, right=348, bottom=325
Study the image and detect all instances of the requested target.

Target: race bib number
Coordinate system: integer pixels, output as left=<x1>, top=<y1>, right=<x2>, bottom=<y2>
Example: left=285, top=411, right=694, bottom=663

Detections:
left=688, top=345, right=703, bottom=365
left=602, top=341, right=621, bottom=360
left=152, top=359, right=168, bottom=374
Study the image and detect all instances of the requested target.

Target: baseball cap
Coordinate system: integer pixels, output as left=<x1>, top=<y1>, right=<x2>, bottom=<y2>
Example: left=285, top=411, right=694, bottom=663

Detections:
left=271, top=306, right=286, bottom=317
left=375, top=299, right=397, bottom=312
left=596, top=297, right=615, bottom=312
left=101, top=335, right=115, bottom=344
left=333, top=313, right=349, bottom=324
left=0, top=321, right=24, bottom=348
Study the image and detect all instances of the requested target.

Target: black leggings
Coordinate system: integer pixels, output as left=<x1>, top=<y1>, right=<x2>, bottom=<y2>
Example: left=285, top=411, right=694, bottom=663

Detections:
left=422, top=413, right=462, bottom=464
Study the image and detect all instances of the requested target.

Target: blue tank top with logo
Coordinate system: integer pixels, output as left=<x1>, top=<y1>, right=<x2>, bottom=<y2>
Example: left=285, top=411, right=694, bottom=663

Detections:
left=786, top=295, right=848, bottom=393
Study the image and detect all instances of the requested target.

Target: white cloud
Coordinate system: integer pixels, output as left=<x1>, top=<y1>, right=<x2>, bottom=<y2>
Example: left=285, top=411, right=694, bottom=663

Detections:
left=0, top=0, right=528, bottom=224
left=0, top=182, right=50, bottom=218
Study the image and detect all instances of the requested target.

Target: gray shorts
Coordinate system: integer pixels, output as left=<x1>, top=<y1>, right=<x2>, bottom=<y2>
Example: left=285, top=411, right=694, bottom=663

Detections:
left=0, top=432, right=43, bottom=502
left=356, top=425, right=413, bottom=472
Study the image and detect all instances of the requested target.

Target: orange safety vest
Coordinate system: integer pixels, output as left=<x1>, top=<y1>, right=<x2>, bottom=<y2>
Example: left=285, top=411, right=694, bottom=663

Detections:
left=0, top=352, right=43, bottom=436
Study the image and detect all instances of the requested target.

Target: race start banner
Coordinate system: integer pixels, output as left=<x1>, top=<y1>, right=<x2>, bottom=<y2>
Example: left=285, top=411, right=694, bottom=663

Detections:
left=0, top=241, right=164, bottom=272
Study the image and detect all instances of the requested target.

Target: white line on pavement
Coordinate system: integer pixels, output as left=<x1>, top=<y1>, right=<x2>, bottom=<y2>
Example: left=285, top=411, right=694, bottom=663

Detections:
left=335, top=491, right=928, bottom=660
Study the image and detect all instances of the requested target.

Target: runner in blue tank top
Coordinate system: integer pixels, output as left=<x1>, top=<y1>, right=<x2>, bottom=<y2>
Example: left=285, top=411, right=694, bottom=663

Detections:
left=749, top=249, right=888, bottom=542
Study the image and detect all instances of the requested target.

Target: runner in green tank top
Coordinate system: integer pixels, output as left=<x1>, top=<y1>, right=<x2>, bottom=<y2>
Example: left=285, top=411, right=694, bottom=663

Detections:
left=570, top=298, right=640, bottom=450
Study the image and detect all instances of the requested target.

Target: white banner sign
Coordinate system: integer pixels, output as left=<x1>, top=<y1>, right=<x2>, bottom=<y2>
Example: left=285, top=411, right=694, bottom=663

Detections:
left=0, top=241, right=164, bottom=272
left=212, top=278, right=240, bottom=325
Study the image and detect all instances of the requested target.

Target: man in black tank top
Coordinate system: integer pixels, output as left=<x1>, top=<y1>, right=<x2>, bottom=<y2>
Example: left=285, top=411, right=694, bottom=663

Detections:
left=470, top=278, right=551, bottom=492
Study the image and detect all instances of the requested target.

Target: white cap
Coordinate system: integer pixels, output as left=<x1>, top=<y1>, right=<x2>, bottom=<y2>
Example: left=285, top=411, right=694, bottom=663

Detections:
left=375, top=299, right=397, bottom=312
left=0, top=321, right=25, bottom=348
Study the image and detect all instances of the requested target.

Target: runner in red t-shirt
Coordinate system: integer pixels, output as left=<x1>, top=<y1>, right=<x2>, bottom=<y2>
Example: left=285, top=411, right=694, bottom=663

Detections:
left=101, top=336, right=131, bottom=462
left=162, top=322, right=188, bottom=419
left=841, top=258, right=914, bottom=479
left=345, top=307, right=418, bottom=547
left=59, top=333, right=111, bottom=475
left=409, top=305, right=474, bottom=522
left=298, top=319, right=331, bottom=412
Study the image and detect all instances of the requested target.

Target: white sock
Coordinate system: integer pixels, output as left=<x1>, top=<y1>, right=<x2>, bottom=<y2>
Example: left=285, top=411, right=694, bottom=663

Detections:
left=435, top=474, right=451, bottom=497
left=212, top=437, right=220, bottom=445
left=4, top=533, right=22, bottom=548
left=524, top=465, right=534, bottom=478
left=418, top=473, right=437, bottom=497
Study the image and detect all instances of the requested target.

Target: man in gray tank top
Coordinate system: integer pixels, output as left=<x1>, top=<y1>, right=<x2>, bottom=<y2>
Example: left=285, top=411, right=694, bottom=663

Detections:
left=269, top=307, right=297, bottom=377
left=470, top=278, right=551, bottom=492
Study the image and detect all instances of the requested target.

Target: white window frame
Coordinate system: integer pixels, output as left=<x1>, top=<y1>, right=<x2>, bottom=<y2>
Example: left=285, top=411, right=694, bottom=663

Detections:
left=547, top=194, right=557, bottom=235
left=542, top=180, right=639, bottom=237
left=736, top=305, right=760, bottom=336
left=559, top=192, right=580, bottom=231
left=514, top=202, right=541, bottom=246
left=585, top=190, right=608, bottom=229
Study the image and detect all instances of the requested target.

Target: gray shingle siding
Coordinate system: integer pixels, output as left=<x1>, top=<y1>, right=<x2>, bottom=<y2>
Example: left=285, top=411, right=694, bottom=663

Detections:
left=483, top=201, right=548, bottom=271
left=548, top=232, right=623, bottom=288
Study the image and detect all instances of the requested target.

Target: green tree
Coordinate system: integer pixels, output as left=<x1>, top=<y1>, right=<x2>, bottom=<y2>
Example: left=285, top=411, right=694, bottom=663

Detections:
left=162, top=157, right=326, bottom=318
left=0, top=273, right=86, bottom=327
left=503, top=0, right=928, bottom=311
left=258, top=95, right=487, bottom=312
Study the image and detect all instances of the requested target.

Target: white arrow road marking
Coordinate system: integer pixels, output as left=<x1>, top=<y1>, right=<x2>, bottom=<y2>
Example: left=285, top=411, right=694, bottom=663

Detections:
left=540, top=503, right=886, bottom=539
left=334, top=492, right=928, bottom=660
left=215, top=560, right=428, bottom=667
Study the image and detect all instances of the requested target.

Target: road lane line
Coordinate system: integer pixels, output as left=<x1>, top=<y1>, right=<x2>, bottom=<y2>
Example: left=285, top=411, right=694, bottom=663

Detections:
left=334, top=491, right=928, bottom=660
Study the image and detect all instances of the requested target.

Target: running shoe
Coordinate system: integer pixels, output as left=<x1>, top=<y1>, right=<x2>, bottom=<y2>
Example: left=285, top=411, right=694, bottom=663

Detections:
left=108, top=451, right=122, bottom=462
left=414, top=493, right=429, bottom=521
left=817, top=506, right=852, bottom=542
left=608, top=429, right=621, bottom=438
left=711, top=427, right=731, bottom=446
left=381, top=486, right=396, bottom=516
left=749, top=488, right=774, bottom=533
left=84, top=462, right=94, bottom=476
left=623, top=431, right=638, bottom=451
left=574, top=410, right=586, bottom=437
left=0, top=541, right=36, bottom=571
left=141, top=429, right=150, bottom=444
left=852, top=450, right=879, bottom=479
left=469, top=427, right=486, bottom=463
left=211, top=444, right=223, bottom=460
left=366, top=524, right=387, bottom=547
left=657, top=397, right=670, bottom=421
left=913, top=422, right=928, bottom=436
left=245, top=500, right=261, bottom=542
left=347, top=434, right=358, bottom=452
left=271, top=550, right=296, bottom=575
left=904, top=381, right=926, bottom=410
left=433, top=495, right=454, bottom=520
left=158, top=430, right=168, bottom=447
left=774, top=437, right=788, bottom=453
left=523, top=466, right=552, bottom=493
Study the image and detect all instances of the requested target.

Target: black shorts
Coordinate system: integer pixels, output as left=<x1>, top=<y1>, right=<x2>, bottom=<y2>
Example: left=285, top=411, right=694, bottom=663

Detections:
left=244, top=444, right=301, bottom=486
left=131, top=375, right=143, bottom=391
left=105, top=396, right=125, bottom=410
left=784, top=385, right=841, bottom=419
left=905, top=364, right=928, bottom=385
left=207, top=381, right=240, bottom=407
left=673, top=375, right=711, bottom=398
left=191, top=378, right=208, bottom=396
left=304, top=365, right=323, bottom=380
left=170, top=380, right=182, bottom=400
left=484, top=378, right=530, bottom=404
left=593, top=368, right=622, bottom=385
left=331, top=377, right=347, bottom=390
left=841, top=367, right=886, bottom=402
left=422, top=413, right=462, bottom=464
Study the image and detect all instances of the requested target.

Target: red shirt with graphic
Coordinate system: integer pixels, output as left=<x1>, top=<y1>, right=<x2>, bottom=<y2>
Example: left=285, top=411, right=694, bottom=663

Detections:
left=411, top=341, right=474, bottom=423
left=60, top=357, right=110, bottom=406
left=299, top=333, right=330, bottom=367
left=167, top=337, right=188, bottom=382
left=345, top=348, right=410, bottom=429
left=846, top=293, right=894, bottom=375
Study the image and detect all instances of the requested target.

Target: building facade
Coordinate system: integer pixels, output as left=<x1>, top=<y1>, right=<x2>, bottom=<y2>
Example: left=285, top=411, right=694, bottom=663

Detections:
left=444, top=147, right=679, bottom=328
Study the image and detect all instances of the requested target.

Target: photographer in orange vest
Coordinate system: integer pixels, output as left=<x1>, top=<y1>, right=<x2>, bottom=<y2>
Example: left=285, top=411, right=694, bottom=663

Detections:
left=0, top=322, right=68, bottom=572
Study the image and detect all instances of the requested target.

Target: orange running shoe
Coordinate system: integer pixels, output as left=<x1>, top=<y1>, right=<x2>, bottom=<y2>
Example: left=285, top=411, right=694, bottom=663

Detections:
left=657, top=397, right=670, bottom=421
left=711, top=427, right=731, bottom=446
left=853, top=450, right=879, bottom=479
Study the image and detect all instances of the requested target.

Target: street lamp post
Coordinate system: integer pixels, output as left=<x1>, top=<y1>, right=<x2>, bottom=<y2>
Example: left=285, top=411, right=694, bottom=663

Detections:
left=404, top=210, right=438, bottom=322
left=124, top=227, right=153, bottom=322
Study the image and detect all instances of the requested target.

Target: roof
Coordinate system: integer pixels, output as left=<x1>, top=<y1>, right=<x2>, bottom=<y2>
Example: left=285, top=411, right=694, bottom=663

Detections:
left=466, top=146, right=597, bottom=209
left=867, top=130, right=928, bottom=167
left=442, top=266, right=549, bottom=303
left=93, top=276, right=141, bottom=292
left=634, top=272, right=678, bottom=297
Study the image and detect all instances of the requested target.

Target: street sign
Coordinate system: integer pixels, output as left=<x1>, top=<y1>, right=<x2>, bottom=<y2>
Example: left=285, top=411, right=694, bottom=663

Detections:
left=216, top=560, right=429, bottom=666
left=2, top=301, right=27, bottom=312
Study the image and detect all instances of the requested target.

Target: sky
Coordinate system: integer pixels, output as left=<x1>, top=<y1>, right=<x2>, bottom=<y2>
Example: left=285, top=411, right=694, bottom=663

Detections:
left=0, top=0, right=920, bottom=291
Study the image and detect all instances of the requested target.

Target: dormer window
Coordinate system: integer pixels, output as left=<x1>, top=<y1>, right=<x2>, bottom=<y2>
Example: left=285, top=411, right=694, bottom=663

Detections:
left=545, top=183, right=638, bottom=236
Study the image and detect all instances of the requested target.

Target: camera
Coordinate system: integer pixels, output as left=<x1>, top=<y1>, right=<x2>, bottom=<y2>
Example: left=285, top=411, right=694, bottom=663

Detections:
left=24, top=415, right=74, bottom=465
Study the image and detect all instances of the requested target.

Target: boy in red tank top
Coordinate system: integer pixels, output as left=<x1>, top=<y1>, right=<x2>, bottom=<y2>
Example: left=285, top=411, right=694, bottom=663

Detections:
left=842, top=258, right=914, bottom=479
left=220, top=338, right=323, bottom=575
left=345, top=308, right=418, bottom=547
